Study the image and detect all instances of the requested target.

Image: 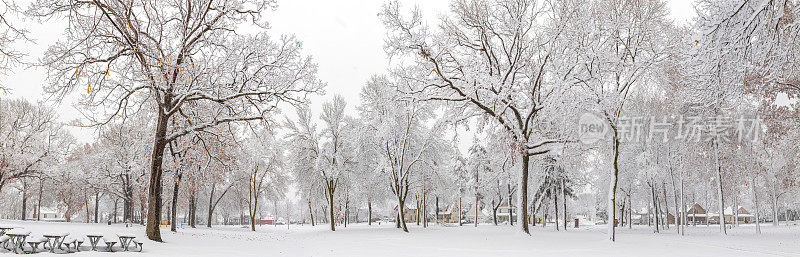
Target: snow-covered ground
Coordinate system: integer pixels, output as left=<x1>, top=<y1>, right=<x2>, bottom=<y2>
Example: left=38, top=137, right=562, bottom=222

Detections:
left=1, top=220, right=798, bottom=256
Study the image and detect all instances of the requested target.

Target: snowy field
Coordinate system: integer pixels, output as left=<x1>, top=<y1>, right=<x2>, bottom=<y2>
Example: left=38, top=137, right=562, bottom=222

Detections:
left=1, top=220, right=798, bottom=256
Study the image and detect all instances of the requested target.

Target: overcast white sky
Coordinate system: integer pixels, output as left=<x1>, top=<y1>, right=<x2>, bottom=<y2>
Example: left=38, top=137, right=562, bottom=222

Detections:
left=0, top=0, right=697, bottom=144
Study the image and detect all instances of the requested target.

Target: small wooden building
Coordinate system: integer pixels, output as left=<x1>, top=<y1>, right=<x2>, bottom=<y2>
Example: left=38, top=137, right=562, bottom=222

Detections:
left=713, top=206, right=755, bottom=224
left=393, top=205, right=419, bottom=223
left=667, top=203, right=708, bottom=225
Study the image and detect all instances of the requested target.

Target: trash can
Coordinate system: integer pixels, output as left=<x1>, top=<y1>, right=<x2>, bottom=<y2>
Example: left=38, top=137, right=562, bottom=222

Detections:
left=574, top=218, right=579, bottom=228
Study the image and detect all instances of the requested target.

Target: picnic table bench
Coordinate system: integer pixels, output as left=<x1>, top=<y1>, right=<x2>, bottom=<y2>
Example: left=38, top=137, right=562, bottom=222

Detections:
left=101, top=237, right=117, bottom=252
left=0, top=235, right=10, bottom=250
left=5, top=230, right=30, bottom=254
left=131, top=239, right=143, bottom=252
left=26, top=238, right=46, bottom=253
left=43, top=232, right=69, bottom=253
left=117, top=233, right=137, bottom=251
left=61, top=237, right=83, bottom=252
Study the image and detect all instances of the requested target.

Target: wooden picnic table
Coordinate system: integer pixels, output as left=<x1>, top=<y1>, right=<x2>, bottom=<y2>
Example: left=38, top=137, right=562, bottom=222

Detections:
left=117, top=233, right=136, bottom=251
left=5, top=230, right=30, bottom=254
left=0, top=226, right=16, bottom=236
left=86, top=233, right=104, bottom=251
left=42, top=232, right=69, bottom=253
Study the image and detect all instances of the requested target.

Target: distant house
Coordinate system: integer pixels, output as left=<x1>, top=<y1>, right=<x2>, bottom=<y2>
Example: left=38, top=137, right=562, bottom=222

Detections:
left=436, top=204, right=455, bottom=223
left=461, top=204, right=491, bottom=224
left=234, top=215, right=275, bottom=225
left=667, top=213, right=676, bottom=224
left=667, top=203, right=708, bottom=225
left=437, top=204, right=462, bottom=223
left=448, top=205, right=461, bottom=223
left=686, top=203, right=708, bottom=224
left=393, top=205, right=419, bottom=223
left=631, top=208, right=648, bottom=225
left=708, top=206, right=754, bottom=224
left=38, top=207, right=66, bottom=222
left=437, top=203, right=475, bottom=223
left=494, top=204, right=517, bottom=223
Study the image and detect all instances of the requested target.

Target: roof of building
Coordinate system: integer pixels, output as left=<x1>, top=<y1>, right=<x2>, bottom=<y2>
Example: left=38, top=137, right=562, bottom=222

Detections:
left=723, top=206, right=751, bottom=215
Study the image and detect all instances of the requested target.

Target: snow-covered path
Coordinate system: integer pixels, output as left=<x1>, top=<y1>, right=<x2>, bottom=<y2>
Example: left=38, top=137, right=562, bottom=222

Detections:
left=1, top=220, right=798, bottom=256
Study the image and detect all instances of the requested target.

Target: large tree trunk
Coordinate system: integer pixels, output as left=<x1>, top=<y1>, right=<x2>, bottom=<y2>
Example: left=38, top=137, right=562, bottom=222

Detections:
left=113, top=198, right=119, bottom=223
left=435, top=197, right=439, bottom=225
left=189, top=191, right=197, bottom=228
left=668, top=153, right=680, bottom=234
left=753, top=176, right=761, bottom=233
left=206, top=183, right=217, bottom=228
left=662, top=183, right=669, bottom=229
left=248, top=170, right=260, bottom=232
left=474, top=190, right=479, bottom=227
left=416, top=194, right=421, bottom=226
left=772, top=184, right=779, bottom=226
left=328, top=185, right=336, bottom=231
left=475, top=167, right=479, bottom=227
left=562, top=177, right=567, bottom=231
left=734, top=195, right=739, bottom=227
left=608, top=128, right=620, bottom=241
left=554, top=190, right=559, bottom=231
left=37, top=178, right=44, bottom=221
left=207, top=183, right=232, bottom=228
left=397, top=194, right=409, bottom=232
left=508, top=184, right=513, bottom=226
left=458, top=197, right=463, bottom=226
left=367, top=200, right=371, bottom=226
left=146, top=110, right=170, bottom=242
left=208, top=185, right=215, bottom=228
left=94, top=191, right=101, bottom=223
left=345, top=194, right=350, bottom=227
left=651, top=183, right=659, bottom=233
left=139, top=200, right=146, bottom=225
left=123, top=175, right=134, bottom=223
left=620, top=200, right=625, bottom=227
left=309, top=200, right=316, bottom=226
left=713, top=140, right=726, bottom=235
left=542, top=199, right=547, bottom=227
left=423, top=189, right=427, bottom=228
left=626, top=194, right=631, bottom=228
left=170, top=173, right=181, bottom=232
left=21, top=189, right=27, bottom=220
left=518, top=154, right=530, bottom=234
left=274, top=199, right=279, bottom=228
left=680, top=172, right=686, bottom=236
left=492, top=199, right=498, bottom=225
left=705, top=180, right=711, bottom=227
left=322, top=206, right=328, bottom=223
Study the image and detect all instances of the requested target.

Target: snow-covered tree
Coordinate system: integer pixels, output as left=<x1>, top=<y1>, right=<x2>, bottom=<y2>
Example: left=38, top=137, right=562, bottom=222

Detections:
left=286, top=95, right=357, bottom=231
left=0, top=98, right=74, bottom=194
left=95, top=115, right=151, bottom=223
left=570, top=0, right=674, bottom=240
left=359, top=74, right=447, bottom=232
left=317, top=95, right=358, bottom=231
left=0, top=0, right=27, bottom=89
left=30, top=0, right=323, bottom=241
left=380, top=0, right=585, bottom=234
